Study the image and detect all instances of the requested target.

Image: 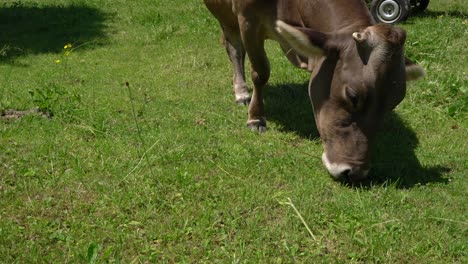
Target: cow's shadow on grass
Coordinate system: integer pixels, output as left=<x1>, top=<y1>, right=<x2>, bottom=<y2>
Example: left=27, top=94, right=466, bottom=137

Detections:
left=265, top=82, right=450, bottom=189
left=409, top=9, right=468, bottom=20
left=0, top=3, right=110, bottom=64
left=365, top=113, right=450, bottom=188
left=265, top=81, right=318, bottom=139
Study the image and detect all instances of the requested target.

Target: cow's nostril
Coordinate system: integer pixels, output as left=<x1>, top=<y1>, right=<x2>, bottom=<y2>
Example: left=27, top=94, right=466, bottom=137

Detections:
left=340, top=169, right=351, bottom=179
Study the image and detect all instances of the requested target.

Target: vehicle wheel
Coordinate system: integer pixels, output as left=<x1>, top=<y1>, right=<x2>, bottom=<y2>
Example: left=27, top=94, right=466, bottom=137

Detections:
left=414, top=0, right=430, bottom=12
left=370, top=0, right=409, bottom=24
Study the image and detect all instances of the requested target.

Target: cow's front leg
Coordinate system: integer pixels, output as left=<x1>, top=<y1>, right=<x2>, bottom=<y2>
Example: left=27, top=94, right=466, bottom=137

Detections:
left=238, top=16, right=270, bottom=133
left=222, top=28, right=251, bottom=105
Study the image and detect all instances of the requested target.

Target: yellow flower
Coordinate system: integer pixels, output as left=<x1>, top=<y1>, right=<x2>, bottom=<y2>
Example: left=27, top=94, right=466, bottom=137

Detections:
left=55, top=59, right=61, bottom=64
left=64, top=43, right=72, bottom=49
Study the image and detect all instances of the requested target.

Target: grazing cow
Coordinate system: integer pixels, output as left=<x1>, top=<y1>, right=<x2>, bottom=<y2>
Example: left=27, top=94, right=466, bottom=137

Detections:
left=204, top=0, right=425, bottom=182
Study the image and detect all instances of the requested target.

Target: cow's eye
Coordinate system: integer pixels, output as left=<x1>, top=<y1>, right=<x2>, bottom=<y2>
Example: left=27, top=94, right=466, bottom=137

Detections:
left=345, top=86, right=359, bottom=108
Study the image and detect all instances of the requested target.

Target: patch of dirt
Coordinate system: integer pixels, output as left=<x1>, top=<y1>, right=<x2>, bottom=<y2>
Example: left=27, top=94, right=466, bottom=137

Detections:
left=0, top=107, right=52, bottom=121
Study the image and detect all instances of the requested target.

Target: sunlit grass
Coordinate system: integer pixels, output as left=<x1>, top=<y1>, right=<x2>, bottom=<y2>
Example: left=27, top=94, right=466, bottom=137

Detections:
left=0, top=0, right=466, bottom=262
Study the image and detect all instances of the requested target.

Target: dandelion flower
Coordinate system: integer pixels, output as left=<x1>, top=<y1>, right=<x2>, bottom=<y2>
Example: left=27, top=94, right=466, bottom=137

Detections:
left=64, top=43, right=72, bottom=49
left=55, top=59, right=61, bottom=64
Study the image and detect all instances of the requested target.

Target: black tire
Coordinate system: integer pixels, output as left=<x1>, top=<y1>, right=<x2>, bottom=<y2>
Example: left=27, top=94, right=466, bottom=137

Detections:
left=414, top=0, right=430, bottom=12
left=370, top=0, right=409, bottom=24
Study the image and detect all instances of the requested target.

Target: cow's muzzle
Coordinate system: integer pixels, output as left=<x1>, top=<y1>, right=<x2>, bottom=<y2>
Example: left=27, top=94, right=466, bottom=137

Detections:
left=322, top=152, right=370, bottom=182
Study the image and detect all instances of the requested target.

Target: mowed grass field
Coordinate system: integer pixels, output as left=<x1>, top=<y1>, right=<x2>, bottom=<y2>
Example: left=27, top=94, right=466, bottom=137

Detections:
left=0, top=0, right=466, bottom=262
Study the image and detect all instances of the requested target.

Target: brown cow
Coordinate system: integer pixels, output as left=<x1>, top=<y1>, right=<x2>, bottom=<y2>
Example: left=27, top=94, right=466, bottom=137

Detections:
left=204, top=0, right=425, bottom=182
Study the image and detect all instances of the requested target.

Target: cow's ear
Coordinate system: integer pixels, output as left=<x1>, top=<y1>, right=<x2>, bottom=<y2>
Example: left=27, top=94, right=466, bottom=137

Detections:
left=276, top=20, right=331, bottom=57
left=405, top=57, right=425, bottom=81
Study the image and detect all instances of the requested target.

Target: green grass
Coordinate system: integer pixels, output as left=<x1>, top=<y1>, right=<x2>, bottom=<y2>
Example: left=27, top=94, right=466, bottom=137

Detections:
left=0, top=0, right=466, bottom=262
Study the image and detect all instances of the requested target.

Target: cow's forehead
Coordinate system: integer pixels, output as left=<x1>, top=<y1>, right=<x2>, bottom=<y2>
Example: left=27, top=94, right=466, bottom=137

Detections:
left=339, top=39, right=401, bottom=85
left=337, top=48, right=371, bottom=85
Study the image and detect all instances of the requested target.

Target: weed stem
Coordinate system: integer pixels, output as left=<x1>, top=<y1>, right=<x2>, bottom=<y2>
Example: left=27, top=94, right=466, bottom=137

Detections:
left=281, top=198, right=317, bottom=241
left=125, top=81, right=156, bottom=180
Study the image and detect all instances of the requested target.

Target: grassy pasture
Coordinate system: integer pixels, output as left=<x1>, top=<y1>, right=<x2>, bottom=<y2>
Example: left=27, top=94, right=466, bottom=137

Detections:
left=0, top=0, right=466, bottom=262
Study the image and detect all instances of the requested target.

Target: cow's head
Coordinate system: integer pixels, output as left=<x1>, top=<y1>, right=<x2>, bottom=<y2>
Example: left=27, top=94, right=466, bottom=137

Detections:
left=276, top=21, right=424, bottom=182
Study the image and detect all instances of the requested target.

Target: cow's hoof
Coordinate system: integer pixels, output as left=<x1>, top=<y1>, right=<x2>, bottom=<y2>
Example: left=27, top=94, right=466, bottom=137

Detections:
left=246, top=119, right=266, bottom=133
left=235, top=94, right=251, bottom=106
